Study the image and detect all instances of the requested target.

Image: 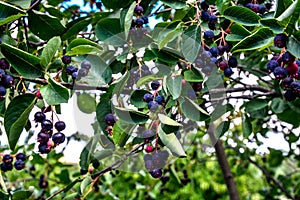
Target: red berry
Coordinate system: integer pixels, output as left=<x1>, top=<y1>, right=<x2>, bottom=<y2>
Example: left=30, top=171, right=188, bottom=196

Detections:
left=36, top=90, right=42, bottom=99
left=145, top=145, right=154, bottom=153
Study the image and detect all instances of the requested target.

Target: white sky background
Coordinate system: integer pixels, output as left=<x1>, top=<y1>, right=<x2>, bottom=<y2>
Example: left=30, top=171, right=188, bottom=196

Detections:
left=0, top=0, right=297, bottom=164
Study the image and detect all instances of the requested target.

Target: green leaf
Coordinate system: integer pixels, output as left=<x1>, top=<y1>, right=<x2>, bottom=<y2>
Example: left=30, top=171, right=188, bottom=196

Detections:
left=5, top=0, right=31, bottom=9
left=40, top=36, right=61, bottom=69
left=274, top=0, right=293, bottom=18
left=114, top=107, right=149, bottom=124
left=4, top=94, right=36, bottom=150
left=183, top=68, right=203, bottom=82
left=43, top=4, right=65, bottom=19
left=259, top=18, right=283, bottom=34
left=182, top=24, right=201, bottom=63
left=224, top=6, right=261, bottom=26
left=122, top=2, right=135, bottom=40
left=112, top=71, right=130, bottom=97
left=80, top=134, right=100, bottom=170
left=96, top=95, right=112, bottom=133
left=94, top=149, right=114, bottom=160
left=216, top=0, right=230, bottom=14
left=271, top=97, right=287, bottom=114
left=112, top=121, right=134, bottom=147
left=286, top=36, right=300, bottom=58
left=77, top=93, right=96, bottom=114
left=158, top=114, right=182, bottom=127
left=66, top=38, right=98, bottom=52
left=0, top=43, right=42, bottom=78
left=268, top=149, right=284, bottom=167
left=62, top=178, right=82, bottom=195
left=66, top=45, right=103, bottom=56
left=180, top=97, right=210, bottom=122
left=28, top=10, right=66, bottom=40
left=158, top=23, right=183, bottom=50
left=136, top=75, right=161, bottom=88
left=0, top=2, right=25, bottom=19
left=231, top=28, right=274, bottom=53
left=158, top=125, right=186, bottom=157
left=0, top=14, right=26, bottom=26
left=130, top=90, right=149, bottom=108
left=230, top=24, right=251, bottom=36
left=80, top=176, right=92, bottom=195
left=160, top=0, right=187, bottom=9
left=101, top=0, right=131, bottom=9
left=166, top=76, right=182, bottom=100
left=61, top=18, right=92, bottom=41
left=12, top=190, right=33, bottom=200
left=225, top=34, right=246, bottom=42
left=277, top=108, right=300, bottom=127
left=242, top=113, right=252, bottom=137
left=95, top=18, right=125, bottom=46
left=216, top=121, right=230, bottom=138
left=40, top=78, right=69, bottom=105
left=277, top=0, right=299, bottom=21
left=244, top=99, right=268, bottom=113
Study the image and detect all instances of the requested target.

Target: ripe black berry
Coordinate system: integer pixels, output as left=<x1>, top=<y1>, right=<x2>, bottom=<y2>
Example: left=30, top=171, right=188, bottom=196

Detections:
left=141, top=16, right=149, bottom=24
left=66, top=66, right=78, bottom=75
left=104, top=113, right=116, bottom=126
left=224, top=67, right=234, bottom=77
left=0, top=85, right=6, bottom=97
left=96, top=2, right=102, bottom=9
left=200, top=1, right=209, bottom=10
left=274, top=34, right=288, bottom=48
left=203, top=30, right=214, bottom=40
left=202, top=65, right=212, bottom=75
left=284, top=90, right=297, bottom=101
left=273, top=67, right=288, bottom=79
left=38, top=144, right=51, bottom=154
left=201, top=10, right=210, bottom=22
left=52, top=132, right=66, bottom=145
left=151, top=80, right=160, bottom=90
left=134, top=5, right=144, bottom=15
left=72, top=71, right=78, bottom=79
left=92, top=160, right=100, bottom=169
left=282, top=77, right=293, bottom=88
left=209, top=14, right=217, bottom=24
left=0, top=58, right=9, bottom=70
left=39, top=175, right=48, bottom=188
left=62, top=55, right=71, bottom=65
left=135, top=18, right=144, bottom=27
left=155, top=95, right=165, bottom=105
left=14, top=159, right=25, bottom=170
left=209, top=47, right=218, bottom=57
left=228, top=56, right=238, bottom=68
left=0, top=69, right=5, bottom=79
left=37, top=132, right=50, bottom=144
left=16, top=153, right=26, bottom=161
left=55, top=121, right=66, bottom=131
left=150, top=168, right=163, bottom=179
left=34, top=112, right=46, bottom=123
left=281, top=51, right=295, bottom=64
left=148, top=101, right=159, bottom=112
left=2, top=75, right=14, bottom=88
left=41, top=120, right=53, bottom=131
left=192, top=82, right=202, bottom=92
left=3, top=154, right=13, bottom=163
left=291, top=81, right=300, bottom=92
left=80, top=168, right=88, bottom=175
left=143, top=93, right=154, bottom=103
left=267, top=60, right=279, bottom=72
left=78, top=68, right=89, bottom=78
left=81, top=60, right=92, bottom=70
left=1, top=162, right=13, bottom=172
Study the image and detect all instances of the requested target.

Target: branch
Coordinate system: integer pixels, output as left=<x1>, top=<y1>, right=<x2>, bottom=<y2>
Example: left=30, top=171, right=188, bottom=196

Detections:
left=148, top=7, right=172, bottom=17
left=210, top=91, right=278, bottom=102
left=26, top=0, right=41, bottom=13
left=247, top=157, right=295, bottom=200
left=209, top=85, right=274, bottom=94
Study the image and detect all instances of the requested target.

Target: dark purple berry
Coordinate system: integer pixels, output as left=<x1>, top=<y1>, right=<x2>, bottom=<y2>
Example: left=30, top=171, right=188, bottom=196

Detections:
left=201, top=10, right=210, bottom=22
left=195, top=58, right=204, bottom=68
left=16, top=153, right=26, bottom=161
left=148, top=101, right=159, bottom=112
left=71, top=71, right=78, bottom=79
left=290, top=81, right=300, bottom=92
left=246, top=3, right=253, bottom=9
left=217, top=46, right=225, bottom=55
left=209, top=47, right=218, bottom=57
left=200, top=1, right=209, bottom=10
left=92, top=160, right=100, bottom=169
left=52, top=132, right=65, bottom=145
left=14, top=159, right=25, bottom=170
left=202, top=65, right=212, bottom=75
left=209, top=14, right=217, bottom=24
left=135, top=18, right=144, bottom=27
left=0, top=58, right=10, bottom=70
left=281, top=51, right=295, bottom=64
left=203, top=30, right=214, bottom=40
left=143, top=93, right=154, bottom=103
left=192, top=82, right=202, bottom=92
left=224, top=67, right=234, bottom=77
left=41, top=119, right=53, bottom=131
left=104, top=113, right=116, bottom=126
left=2, top=154, right=13, bottom=163
left=258, top=5, right=267, bottom=14
left=80, top=169, right=88, bottom=175
left=0, top=85, right=6, bottom=96
left=155, top=95, right=165, bottom=104
left=134, top=6, right=144, bottom=15
left=267, top=60, right=279, bottom=72
left=151, top=80, right=160, bottom=90
left=274, top=34, right=288, bottom=48
left=34, top=112, right=46, bottom=123
left=2, top=75, right=14, bottom=88
left=38, top=144, right=51, bottom=154
left=96, top=2, right=102, bottom=9
left=150, top=168, right=163, bottom=179
left=141, top=16, right=149, bottom=24
left=39, top=175, right=48, bottom=188
left=142, top=130, right=155, bottom=140
left=273, top=67, right=288, bottom=79
left=78, top=68, right=89, bottom=78
left=228, top=56, right=238, bottom=68
left=37, top=132, right=50, bottom=144
left=81, top=60, right=92, bottom=70
left=251, top=4, right=260, bottom=13
left=282, top=77, right=293, bottom=88
left=0, top=69, right=6, bottom=80
left=219, top=61, right=228, bottom=70
left=66, top=66, right=78, bottom=75
left=284, top=90, right=297, bottom=101
left=1, top=162, right=13, bottom=172
left=62, top=55, right=71, bottom=65
left=54, top=121, right=66, bottom=131
left=208, top=22, right=216, bottom=30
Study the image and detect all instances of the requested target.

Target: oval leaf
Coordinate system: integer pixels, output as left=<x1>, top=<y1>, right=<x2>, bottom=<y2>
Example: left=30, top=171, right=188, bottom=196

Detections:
left=114, top=107, right=149, bottom=124
left=158, top=114, right=182, bottom=127
left=40, top=78, right=69, bottom=105
left=166, top=76, right=182, bottom=100
left=180, top=97, right=210, bottom=122
left=182, top=24, right=201, bottom=63
left=224, top=6, right=261, bottom=26
left=77, top=92, right=96, bottom=114
left=40, top=36, right=61, bottom=69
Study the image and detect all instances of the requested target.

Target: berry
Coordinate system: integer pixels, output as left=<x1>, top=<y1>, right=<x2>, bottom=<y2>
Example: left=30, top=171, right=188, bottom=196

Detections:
left=251, top=4, right=260, bottom=13
left=192, top=82, right=202, bottom=92
left=96, top=2, right=102, bottom=9
left=267, top=60, right=279, bottom=72
left=0, top=58, right=9, bottom=70
left=228, top=56, right=238, bottom=68
left=2, top=75, right=14, bottom=88
left=155, top=95, right=165, bottom=105
left=134, top=6, right=144, bottom=15
left=219, top=61, right=228, bottom=70
left=1, top=162, right=13, bottom=172
left=38, top=144, right=51, bottom=154
left=148, top=101, right=159, bottom=112
left=55, top=121, right=66, bottom=131
left=52, top=132, right=66, bottom=145
left=274, top=34, right=288, bottom=48
left=281, top=51, right=295, bottom=64
left=284, top=90, right=297, bottom=101
left=37, top=132, right=50, bottom=143
left=39, top=175, right=48, bottom=188
left=273, top=67, right=288, bottom=79
left=104, top=113, right=116, bottom=126
left=151, top=80, right=160, bottom=90
left=72, top=71, right=78, bottom=79
left=208, top=22, right=216, bottom=30
left=62, top=55, right=71, bottom=65
left=35, top=90, right=42, bottom=99
left=286, top=62, right=299, bottom=76
left=66, top=66, right=78, bottom=75
left=195, top=58, right=204, bottom=68
left=282, top=77, right=293, bottom=88
left=41, top=119, right=53, bottom=131
left=142, top=130, right=155, bottom=140
left=14, top=159, right=25, bottom=170
left=200, top=1, right=209, bottom=10
left=78, top=68, right=89, bottom=78
left=224, top=67, right=234, bottom=77
left=145, top=145, right=154, bottom=153
left=135, top=18, right=144, bottom=27
left=203, top=30, right=214, bottom=40
left=0, top=85, right=6, bottom=96
left=217, top=46, right=225, bottom=55
left=34, top=112, right=46, bottom=123
left=81, top=60, right=92, bottom=70
left=291, top=81, right=300, bottom=92
left=141, top=16, right=149, bottom=24
left=201, top=10, right=210, bottom=22
left=143, top=93, right=154, bottom=103
left=202, top=65, right=212, bottom=75
left=80, top=168, right=88, bottom=175
left=0, top=69, right=6, bottom=80
left=16, top=153, right=26, bottom=161
left=150, top=168, right=163, bottom=179
left=209, top=47, right=218, bottom=57
left=209, top=14, right=217, bottom=24
left=258, top=5, right=267, bottom=14
left=3, top=154, right=13, bottom=163
left=92, top=160, right=100, bottom=169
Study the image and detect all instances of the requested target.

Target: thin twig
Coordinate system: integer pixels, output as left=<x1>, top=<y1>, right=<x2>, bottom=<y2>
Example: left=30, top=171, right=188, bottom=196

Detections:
left=26, top=0, right=41, bottom=13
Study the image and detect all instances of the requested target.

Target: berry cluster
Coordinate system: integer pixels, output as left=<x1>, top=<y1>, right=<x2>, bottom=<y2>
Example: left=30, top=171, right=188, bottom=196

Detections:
left=199, top=1, right=218, bottom=30
left=1, top=153, right=26, bottom=172
left=129, top=5, right=149, bottom=40
left=246, top=3, right=267, bottom=14
left=62, top=56, right=91, bottom=80
left=34, top=110, right=66, bottom=154
left=104, top=113, right=117, bottom=135
left=142, top=80, right=165, bottom=112
left=143, top=149, right=169, bottom=179
left=0, top=58, right=14, bottom=98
